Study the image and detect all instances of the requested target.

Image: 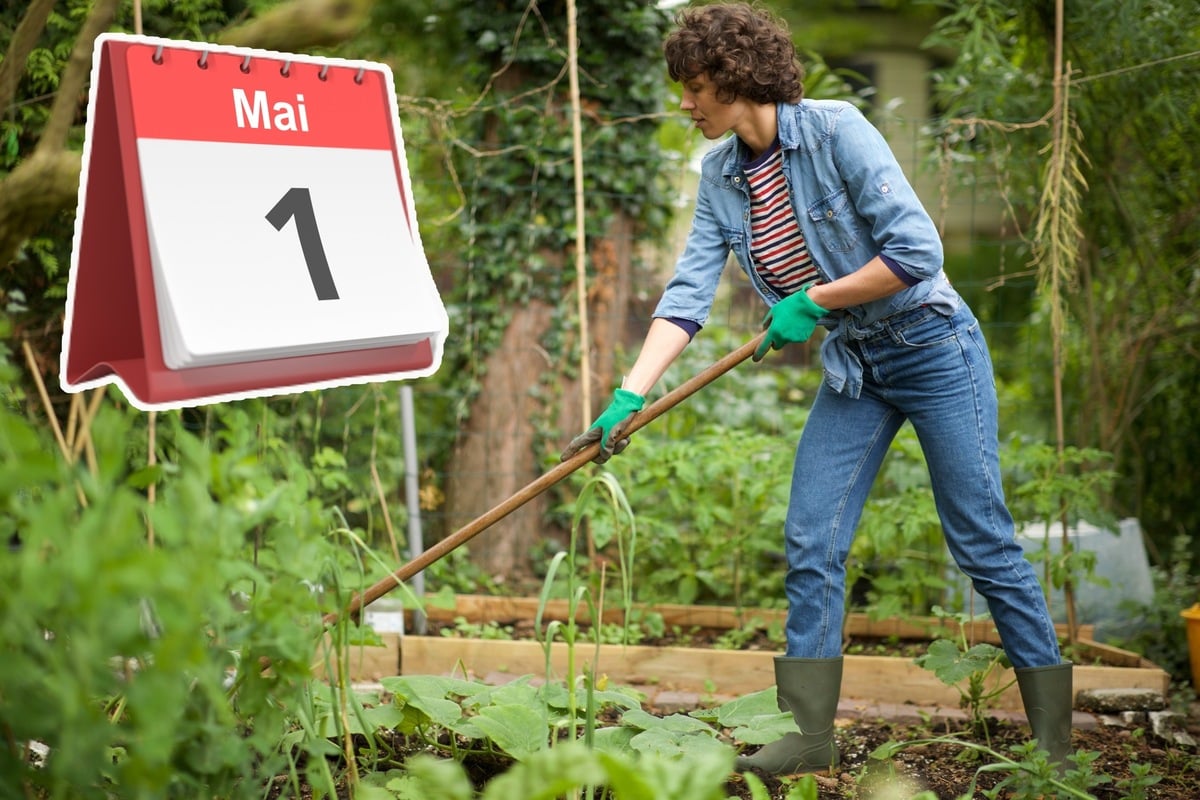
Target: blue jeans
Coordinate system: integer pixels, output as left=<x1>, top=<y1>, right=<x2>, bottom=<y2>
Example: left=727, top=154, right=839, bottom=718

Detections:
left=783, top=304, right=1062, bottom=669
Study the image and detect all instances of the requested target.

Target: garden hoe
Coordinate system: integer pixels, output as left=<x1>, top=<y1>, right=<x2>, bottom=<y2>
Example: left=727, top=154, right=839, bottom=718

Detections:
left=322, top=330, right=768, bottom=628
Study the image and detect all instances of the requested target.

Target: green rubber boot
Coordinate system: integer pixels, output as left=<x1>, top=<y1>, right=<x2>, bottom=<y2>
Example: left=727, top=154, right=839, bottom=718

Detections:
left=734, top=656, right=842, bottom=775
left=1015, top=661, right=1074, bottom=770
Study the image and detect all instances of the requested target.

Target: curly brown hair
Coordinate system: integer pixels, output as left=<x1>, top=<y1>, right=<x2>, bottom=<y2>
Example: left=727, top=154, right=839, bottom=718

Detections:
left=663, top=3, right=804, bottom=105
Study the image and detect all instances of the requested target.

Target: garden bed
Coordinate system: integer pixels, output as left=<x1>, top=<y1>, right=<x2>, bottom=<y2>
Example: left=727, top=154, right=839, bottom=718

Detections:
left=344, top=594, right=1170, bottom=712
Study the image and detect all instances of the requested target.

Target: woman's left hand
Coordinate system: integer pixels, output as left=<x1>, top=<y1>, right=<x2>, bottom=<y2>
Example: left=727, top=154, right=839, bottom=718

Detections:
left=753, top=288, right=828, bottom=361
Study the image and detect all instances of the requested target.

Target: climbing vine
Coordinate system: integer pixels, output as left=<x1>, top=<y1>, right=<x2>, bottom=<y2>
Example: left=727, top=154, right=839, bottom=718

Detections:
left=432, top=0, right=676, bottom=415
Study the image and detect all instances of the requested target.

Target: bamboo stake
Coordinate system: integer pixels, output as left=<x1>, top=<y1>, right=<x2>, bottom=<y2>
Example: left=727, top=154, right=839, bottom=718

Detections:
left=21, top=340, right=88, bottom=508
left=324, top=331, right=767, bottom=626
left=71, top=388, right=105, bottom=463
left=566, top=0, right=591, bottom=428
left=146, top=411, right=156, bottom=548
left=22, top=340, right=69, bottom=459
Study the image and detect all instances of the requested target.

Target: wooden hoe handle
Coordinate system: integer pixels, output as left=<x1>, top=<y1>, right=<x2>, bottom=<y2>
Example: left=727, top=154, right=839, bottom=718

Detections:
left=323, top=331, right=767, bottom=627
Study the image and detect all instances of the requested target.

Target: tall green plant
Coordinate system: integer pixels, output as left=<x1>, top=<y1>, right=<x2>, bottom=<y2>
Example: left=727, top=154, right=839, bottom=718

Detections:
left=915, top=608, right=1014, bottom=741
left=0, top=392, right=381, bottom=799
left=538, top=470, right=638, bottom=753
left=1002, top=436, right=1117, bottom=635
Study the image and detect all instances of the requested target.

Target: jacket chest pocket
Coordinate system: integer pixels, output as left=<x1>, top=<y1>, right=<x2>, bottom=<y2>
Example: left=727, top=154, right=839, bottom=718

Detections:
left=808, top=188, right=859, bottom=253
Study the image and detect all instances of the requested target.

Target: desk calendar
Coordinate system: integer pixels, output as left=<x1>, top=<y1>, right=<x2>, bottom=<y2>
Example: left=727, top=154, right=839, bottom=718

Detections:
left=61, top=34, right=447, bottom=409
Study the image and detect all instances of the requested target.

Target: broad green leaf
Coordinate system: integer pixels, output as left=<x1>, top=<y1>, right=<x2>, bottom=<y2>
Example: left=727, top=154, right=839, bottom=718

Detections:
left=591, top=724, right=638, bottom=754
left=388, top=754, right=475, bottom=800
left=628, top=727, right=691, bottom=756
left=351, top=785, right=394, bottom=800
left=595, top=752, right=659, bottom=800
left=601, top=748, right=734, bottom=799
left=469, top=703, right=550, bottom=760
left=915, top=638, right=1001, bottom=686
left=396, top=692, right=464, bottom=729
left=540, top=680, right=641, bottom=712
left=621, top=708, right=712, bottom=734
left=381, top=674, right=482, bottom=697
left=359, top=703, right=406, bottom=731
left=783, top=774, right=821, bottom=800
left=381, top=673, right=483, bottom=721
left=695, top=688, right=779, bottom=728
left=480, top=742, right=607, bottom=800
left=487, top=680, right=541, bottom=709
left=627, top=727, right=728, bottom=759
left=729, top=712, right=798, bottom=745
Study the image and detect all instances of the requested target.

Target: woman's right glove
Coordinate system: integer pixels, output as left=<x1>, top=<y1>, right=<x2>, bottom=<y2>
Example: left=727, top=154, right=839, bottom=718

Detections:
left=559, top=388, right=645, bottom=464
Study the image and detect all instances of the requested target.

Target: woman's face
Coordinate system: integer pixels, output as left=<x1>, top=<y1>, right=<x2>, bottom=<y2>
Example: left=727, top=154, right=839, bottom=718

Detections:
left=679, top=73, right=753, bottom=141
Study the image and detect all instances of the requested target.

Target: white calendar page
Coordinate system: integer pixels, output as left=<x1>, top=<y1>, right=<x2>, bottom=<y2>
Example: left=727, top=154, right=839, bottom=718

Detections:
left=138, top=138, right=442, bottom=368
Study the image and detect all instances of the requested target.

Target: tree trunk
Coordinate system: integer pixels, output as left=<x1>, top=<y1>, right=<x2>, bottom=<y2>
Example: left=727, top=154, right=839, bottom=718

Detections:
left=443, top=216, right=637, bottom=582
left=443, top=300, right=553, bottom=582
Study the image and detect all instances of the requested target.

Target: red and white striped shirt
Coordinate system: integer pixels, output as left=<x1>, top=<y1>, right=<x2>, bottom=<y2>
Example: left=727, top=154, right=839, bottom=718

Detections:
left=744, top=141, right=820, bottom=295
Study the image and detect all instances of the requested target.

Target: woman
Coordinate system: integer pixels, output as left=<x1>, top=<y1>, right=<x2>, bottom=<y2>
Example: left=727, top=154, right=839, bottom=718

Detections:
left=561, top=2, right=1073, bottom=776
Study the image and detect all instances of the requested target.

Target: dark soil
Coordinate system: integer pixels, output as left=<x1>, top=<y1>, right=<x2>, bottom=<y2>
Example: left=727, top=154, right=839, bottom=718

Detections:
left=350, top=704, right=1199, bottom=799
left=713, top=715, right=1200, bottom=799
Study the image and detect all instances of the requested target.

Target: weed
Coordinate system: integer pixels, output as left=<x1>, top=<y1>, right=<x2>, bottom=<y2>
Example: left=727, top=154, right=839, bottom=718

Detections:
left=914, top=607, right=1013, bottom=742
left=440, top=616, right=515, bottom=640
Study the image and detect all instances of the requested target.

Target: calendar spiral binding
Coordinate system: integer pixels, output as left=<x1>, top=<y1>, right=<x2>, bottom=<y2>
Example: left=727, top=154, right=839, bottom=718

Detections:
left=149, top=42, right=367, bottom=84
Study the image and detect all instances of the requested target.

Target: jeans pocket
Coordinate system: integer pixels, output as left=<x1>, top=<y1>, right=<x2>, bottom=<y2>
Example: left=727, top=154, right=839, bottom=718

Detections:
left=889, top=307, right=959, bottom=349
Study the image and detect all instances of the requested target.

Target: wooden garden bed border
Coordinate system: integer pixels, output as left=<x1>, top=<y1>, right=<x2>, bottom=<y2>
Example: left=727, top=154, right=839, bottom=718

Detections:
left=407, top=594, right=1098, bottom=647
left=337, top=595, right=1168, bottom=712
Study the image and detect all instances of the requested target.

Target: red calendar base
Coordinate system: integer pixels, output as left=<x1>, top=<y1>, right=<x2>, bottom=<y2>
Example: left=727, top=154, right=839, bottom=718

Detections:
left=68, top=339, right=434, bottom=407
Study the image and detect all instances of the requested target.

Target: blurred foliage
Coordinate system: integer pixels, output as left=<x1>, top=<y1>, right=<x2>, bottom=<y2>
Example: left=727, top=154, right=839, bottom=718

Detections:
left=924, top=0, right=1200, bottom=564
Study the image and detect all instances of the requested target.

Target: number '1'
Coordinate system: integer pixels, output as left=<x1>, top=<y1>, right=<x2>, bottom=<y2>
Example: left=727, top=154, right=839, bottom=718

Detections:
left=266, top=187, right=340, bottom=301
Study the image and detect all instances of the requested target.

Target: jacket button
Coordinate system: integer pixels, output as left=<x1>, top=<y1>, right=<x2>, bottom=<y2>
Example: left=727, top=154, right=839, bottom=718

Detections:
left=826, top=209, right=834, bottom=219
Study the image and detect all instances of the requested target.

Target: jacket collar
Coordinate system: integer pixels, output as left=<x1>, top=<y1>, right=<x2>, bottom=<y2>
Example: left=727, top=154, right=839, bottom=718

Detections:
left=719, top=101, right=802, bottom=177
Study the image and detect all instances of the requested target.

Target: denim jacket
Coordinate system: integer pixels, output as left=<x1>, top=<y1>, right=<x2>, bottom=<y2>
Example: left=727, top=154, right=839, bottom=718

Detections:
left=653, top=99, right=960, bottom=397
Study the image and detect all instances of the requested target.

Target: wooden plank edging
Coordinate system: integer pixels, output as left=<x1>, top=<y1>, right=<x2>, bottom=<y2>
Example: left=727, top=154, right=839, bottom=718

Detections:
left=391, top=636, right=1170, bottom=712
left=412, top=594, right=1095, bottom=645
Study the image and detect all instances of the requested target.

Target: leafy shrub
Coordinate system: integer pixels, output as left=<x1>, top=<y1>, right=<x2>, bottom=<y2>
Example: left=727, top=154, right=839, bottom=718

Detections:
left=0, top=395, right=368, bottom=798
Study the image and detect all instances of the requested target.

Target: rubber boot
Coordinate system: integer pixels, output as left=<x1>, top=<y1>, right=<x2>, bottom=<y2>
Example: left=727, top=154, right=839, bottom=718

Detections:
left=734, top=656, right=842, bottom=775
left=1015, top=661, right=1074, bottom=770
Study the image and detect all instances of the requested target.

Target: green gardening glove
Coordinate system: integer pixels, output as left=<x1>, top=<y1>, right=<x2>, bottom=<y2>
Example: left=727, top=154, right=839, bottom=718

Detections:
left=560, top=388, right=645, bottom=465
left=753, top=287, right=828, bottom=362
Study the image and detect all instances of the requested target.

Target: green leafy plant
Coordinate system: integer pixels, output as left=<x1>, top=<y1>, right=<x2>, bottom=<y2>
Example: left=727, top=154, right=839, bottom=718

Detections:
left=362, top=739, right=737, bottom=800
left=536, top=470, right=642, bottom=761
left=564, top=339, right=814, bottom=611
left=380, top=673, right=640, bottom=764
left=1002, top=437, right=1118, bottom=640
left=689, top=687, right=800, bottom=757
left=440, top=616, right=516, bottom=641
left=0, top=398, right=355, bottom=799
left=914, top=608, right=1013, bottom=739
left=872, top=737, right=1110, bottom=800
